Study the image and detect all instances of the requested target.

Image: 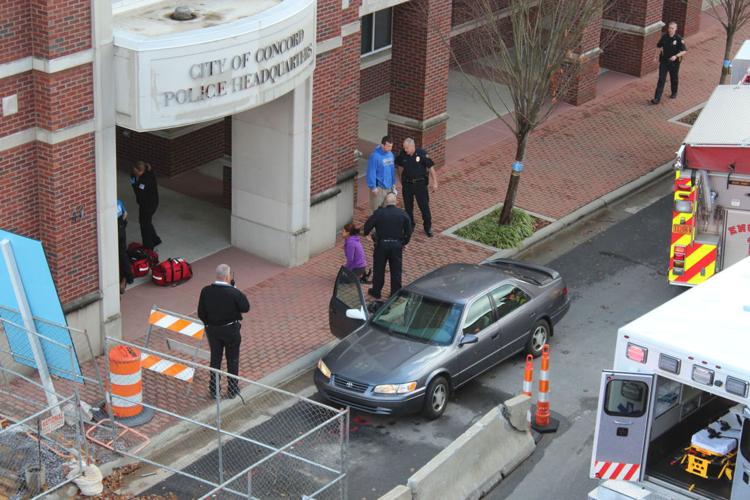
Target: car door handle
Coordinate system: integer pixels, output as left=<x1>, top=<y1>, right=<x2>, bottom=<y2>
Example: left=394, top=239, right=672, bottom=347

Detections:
left=491, top=333, right=499, bottom=340
left=529, top=312, right=537, bottom=318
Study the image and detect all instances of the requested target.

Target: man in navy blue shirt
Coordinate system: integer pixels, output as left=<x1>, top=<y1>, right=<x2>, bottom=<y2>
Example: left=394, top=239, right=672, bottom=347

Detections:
left=366, top=136, right=396, bottom=213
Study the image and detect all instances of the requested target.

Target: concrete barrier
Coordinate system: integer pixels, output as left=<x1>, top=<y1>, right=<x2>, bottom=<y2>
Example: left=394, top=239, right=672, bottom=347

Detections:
left=378, top=484, right=412, bottom=500
left=404, top=403, right=535, bottom=500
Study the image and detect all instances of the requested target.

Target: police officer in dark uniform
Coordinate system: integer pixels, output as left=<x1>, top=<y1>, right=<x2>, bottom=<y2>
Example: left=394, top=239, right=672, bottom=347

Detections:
left=130, top=160, right=161, bottom=249
left=395, top=138, right=439, bottom=237
left=363, top=193, right=412, bottom=299
left=197, top=264, right=250, bottom=399
left=651, top=21, right=687, bottom=104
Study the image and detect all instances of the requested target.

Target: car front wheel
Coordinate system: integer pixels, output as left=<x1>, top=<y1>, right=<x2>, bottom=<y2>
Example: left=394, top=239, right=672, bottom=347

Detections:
left=526, top=319, right=550, bottom=357
left=422, top=376, right=449, bottom=420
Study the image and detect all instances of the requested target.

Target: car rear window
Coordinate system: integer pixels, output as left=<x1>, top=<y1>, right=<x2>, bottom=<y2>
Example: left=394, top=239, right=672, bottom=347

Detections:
left=371, top=290, right=462, bottom=345
left=482, top=261, right=554, bottom=286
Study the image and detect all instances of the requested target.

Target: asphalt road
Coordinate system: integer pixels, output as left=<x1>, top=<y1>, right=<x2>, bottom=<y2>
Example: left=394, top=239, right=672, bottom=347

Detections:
left=142, top=176, right=679, bottom=500
left=486, top=176, right=679, bottom=500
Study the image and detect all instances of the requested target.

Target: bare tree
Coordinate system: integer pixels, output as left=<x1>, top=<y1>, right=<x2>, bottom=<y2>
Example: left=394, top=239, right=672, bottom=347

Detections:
left=449, top=0, right=606, bottom=225
left=704, top=0, right=750, bottom=83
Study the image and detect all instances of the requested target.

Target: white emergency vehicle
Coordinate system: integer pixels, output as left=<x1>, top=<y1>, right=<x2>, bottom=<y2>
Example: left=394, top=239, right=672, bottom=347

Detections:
left=588, top=257, right=750, bottom=500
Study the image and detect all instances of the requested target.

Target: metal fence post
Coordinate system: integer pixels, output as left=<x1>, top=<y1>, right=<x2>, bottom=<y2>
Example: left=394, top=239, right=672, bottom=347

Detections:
left=215, top=371, right=223, bottom=487
left=74, top=389, right=88, bottom=468
left=342, top=409, right=349, bottom=500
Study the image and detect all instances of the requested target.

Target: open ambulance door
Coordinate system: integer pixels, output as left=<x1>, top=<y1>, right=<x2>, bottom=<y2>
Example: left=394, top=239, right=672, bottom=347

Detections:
left=732, top=407, right=750, bottom=499
left=590, top=371, right=656, bottom=482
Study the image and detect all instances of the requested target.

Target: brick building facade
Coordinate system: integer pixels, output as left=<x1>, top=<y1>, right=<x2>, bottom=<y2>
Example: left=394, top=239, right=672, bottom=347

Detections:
left=0, top=0, right=705, bottom=343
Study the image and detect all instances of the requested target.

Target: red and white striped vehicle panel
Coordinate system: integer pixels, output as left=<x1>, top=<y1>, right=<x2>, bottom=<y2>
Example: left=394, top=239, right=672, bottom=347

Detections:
left=592, top=460, right=641, bottom=481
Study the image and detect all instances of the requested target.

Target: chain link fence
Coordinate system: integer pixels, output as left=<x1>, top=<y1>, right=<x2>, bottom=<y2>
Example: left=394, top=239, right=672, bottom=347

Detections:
left=0, top=390, right=86, bottom=499
left=102, top=337, right=348, bottom=499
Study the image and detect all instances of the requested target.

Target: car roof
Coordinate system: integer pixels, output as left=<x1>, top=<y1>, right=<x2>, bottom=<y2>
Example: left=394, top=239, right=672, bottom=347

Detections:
left=406, top=263, right=513, bottom=304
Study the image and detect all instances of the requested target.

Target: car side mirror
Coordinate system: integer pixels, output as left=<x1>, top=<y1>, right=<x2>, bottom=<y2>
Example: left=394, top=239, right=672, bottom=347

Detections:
left=459, top=334, right=478, bottom=347
left=346, top=307, right=367, bottom=321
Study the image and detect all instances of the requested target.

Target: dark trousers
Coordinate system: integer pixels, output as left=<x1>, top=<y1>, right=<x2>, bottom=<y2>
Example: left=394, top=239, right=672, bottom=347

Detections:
left=403, top=181, right=432, bottom=231
left=118, top=236, right=133, bottom=283
left=654, top=60, right=680, bottom=100
left=138, top=207, right=161, bottom=249
left=371, top=240, right=403, bottom=297
left=206, top=323, right=241, bottom=396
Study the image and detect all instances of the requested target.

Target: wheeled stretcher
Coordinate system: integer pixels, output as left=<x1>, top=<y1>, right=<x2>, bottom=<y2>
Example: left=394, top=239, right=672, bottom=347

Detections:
left=678, top=408, right=743, bottom=481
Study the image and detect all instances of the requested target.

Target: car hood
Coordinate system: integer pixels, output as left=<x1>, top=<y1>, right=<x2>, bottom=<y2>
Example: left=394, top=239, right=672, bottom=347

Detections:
left=324, top=325, right=446, bottom=384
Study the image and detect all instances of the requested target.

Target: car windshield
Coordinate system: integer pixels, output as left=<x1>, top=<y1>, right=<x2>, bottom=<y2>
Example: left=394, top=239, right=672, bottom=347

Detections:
left=371, top=290, right=462, bottom=345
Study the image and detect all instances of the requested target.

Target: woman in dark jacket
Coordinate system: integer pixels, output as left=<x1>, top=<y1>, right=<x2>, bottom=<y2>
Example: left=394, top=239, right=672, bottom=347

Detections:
left=130, top=160, right=161, bottom=249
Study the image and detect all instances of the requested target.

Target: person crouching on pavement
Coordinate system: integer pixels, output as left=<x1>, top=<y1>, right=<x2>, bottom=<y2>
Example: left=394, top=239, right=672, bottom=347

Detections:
left=197, top=264, right=250, bottom=399
left=342, top=223, right=370, bottom=283
left=363, top=193, right=412, bottom=299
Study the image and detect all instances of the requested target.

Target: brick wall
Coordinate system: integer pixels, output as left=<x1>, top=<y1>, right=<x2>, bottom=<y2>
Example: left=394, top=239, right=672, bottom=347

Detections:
left=662, top=0, right=701, bottom=37
left=0, top=0, right=32, bottom=64
left=34, top=65, right=94, bottom=131
left=0, top=143, right=39, bottom=238
left=336, top=32, right=361, bottom=178
left=30, top=0, right=91, bottom=59
left=0, top=0, right=98, bottom=305
left=602, top=0, right=663, bottom=77
left=116, top=121, right=226, bottom=177
left=311, top=49, right=341, bottom=194
left=601, top=30, right=661, bottom=76
left=0, top=72, right=35, bottom=136
left=37, top=134, right=98, bottom=304
left=360, top=60, right=390, bottom=103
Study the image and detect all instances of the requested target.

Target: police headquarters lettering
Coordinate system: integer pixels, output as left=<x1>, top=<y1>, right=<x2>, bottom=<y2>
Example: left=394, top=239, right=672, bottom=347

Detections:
left=163, top=29, right=314, bottom=106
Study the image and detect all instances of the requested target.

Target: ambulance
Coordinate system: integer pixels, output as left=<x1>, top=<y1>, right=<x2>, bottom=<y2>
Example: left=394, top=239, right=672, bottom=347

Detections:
left=588, top=257, right=750, bottom=500
left=668, top=84, right=750, bottom=286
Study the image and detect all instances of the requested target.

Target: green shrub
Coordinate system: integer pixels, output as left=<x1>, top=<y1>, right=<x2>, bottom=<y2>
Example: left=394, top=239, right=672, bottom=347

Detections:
left=455, top=208, right=534, bottom=249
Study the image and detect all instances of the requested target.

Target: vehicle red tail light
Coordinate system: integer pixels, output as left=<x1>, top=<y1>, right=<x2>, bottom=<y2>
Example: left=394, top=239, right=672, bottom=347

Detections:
left=562, top=287, right=568, bottom=297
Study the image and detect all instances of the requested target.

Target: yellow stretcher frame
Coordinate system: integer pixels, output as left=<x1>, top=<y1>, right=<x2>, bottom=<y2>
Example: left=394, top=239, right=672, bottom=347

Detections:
left=679, top=445, right=735, bottom=481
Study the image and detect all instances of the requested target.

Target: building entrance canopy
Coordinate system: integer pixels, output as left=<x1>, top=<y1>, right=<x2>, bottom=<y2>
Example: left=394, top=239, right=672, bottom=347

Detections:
left=113, top=0, right=316, bottom=131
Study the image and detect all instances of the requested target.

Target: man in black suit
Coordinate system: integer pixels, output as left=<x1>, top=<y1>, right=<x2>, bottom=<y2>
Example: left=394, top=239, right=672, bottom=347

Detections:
left=197, top=264, right=250, bottom=398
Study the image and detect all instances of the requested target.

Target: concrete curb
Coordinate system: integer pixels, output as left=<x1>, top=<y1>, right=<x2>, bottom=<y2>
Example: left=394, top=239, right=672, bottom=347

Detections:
left=380, top=401, right=535, bottom=500
left=443, top=162, right=674, bottom=259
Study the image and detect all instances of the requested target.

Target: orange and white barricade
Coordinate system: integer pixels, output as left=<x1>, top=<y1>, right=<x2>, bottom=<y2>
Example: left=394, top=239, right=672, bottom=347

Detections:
left=141, top=307, right=209, bottom=385
left=108, top=345, right=153, bottom=425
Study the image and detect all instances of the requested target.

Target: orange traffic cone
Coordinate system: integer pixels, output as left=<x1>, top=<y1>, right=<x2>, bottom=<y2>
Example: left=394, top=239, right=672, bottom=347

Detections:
left=531, top=344, right=559, bottom=433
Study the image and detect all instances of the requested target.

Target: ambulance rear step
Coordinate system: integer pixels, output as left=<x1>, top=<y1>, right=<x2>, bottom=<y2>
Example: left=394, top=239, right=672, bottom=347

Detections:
left=588, top=480, right=680, bottom=500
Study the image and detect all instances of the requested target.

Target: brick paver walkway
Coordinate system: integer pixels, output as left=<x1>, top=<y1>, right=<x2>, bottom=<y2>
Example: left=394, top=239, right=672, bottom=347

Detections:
left=6, top=14, right=744, bottom=441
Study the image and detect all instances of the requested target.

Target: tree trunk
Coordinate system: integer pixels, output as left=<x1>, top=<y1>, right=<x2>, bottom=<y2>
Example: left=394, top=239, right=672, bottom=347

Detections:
left=498, top=133, right=528, bottom=225
left=721, top=29, right=735, bottom=84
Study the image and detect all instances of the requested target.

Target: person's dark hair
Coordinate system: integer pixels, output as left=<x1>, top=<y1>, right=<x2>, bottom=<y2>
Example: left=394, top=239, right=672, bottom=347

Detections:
left=344, top=223, right=360, bottom=236
left=381, top=135, right=393, bottom=145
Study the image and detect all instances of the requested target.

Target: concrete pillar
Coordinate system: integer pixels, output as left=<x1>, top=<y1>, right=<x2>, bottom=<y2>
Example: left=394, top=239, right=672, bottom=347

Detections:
left=387, top=0, right=451, bottom=166
left=92, top=0, right=121, bottom=344
left=662, top=0, right=702, bottom=37
left=231, top=77, right=312, bottom=267
left=563, top=11, right=604, bottom=106
left=601, top=0, right=665, bottom=77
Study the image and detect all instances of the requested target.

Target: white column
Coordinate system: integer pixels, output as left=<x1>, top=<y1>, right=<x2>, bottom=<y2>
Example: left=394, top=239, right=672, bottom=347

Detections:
left=92, top=0, right=121, bottom=343
left=231, top=76, right=313, bottom=267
